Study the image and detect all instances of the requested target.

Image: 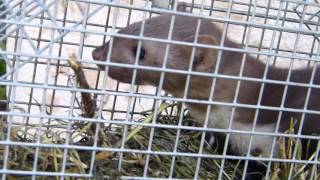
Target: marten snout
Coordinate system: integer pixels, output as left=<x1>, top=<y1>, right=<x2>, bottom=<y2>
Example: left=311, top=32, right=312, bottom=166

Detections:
left=92, top=40, right=139, bottom=83
left=92, top=45, right=109, bottom=71
left=92, top=45, right=106, bottom=61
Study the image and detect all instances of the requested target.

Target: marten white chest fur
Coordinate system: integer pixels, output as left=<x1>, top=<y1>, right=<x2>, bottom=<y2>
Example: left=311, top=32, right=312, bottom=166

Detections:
left=92, top=10, right=320, bottom=158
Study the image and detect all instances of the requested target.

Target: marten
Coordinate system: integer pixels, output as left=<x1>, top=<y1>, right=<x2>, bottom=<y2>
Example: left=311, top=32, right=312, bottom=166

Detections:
left=92, top=4, right=319, bottom=179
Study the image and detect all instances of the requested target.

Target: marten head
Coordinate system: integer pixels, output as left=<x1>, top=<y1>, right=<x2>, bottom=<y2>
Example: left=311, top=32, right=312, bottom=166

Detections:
left=92, top=13, right=222, bottom=98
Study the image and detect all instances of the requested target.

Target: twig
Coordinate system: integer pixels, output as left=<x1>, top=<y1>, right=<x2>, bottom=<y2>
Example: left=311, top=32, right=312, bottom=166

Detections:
left=69, top=54, right=96, bottom=118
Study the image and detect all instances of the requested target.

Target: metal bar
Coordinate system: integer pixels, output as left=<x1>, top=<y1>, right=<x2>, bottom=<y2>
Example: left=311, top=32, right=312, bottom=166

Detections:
left=2, top=0, right=320, bottom=179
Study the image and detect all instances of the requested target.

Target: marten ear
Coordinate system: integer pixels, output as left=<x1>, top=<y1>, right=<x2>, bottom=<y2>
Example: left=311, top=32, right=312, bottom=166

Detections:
left=177, top=2, right=187, bottom=12
left=156, top=2, right=187, bottom=13
left=182, top=35, right=219, bottom=72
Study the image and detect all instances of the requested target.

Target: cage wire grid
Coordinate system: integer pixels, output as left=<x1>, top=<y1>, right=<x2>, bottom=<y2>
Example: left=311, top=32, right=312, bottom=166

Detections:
left=0, top=0, right=319, bottom=179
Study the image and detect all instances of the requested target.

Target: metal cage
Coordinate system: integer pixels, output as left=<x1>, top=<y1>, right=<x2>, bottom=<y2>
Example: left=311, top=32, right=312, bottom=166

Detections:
left=0, top=0, right=319, bottom=179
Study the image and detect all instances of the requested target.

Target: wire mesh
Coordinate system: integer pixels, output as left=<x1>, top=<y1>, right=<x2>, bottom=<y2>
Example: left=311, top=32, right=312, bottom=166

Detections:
left=0, top=0, right=319, bottom=179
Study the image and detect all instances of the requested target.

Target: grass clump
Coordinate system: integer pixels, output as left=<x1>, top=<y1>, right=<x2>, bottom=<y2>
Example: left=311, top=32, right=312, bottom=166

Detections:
left=270, top=119, right=319, bottom=180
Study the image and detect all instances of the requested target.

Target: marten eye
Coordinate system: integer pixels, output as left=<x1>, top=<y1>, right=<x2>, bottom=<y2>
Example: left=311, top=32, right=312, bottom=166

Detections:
left=132, top=45, right=146, bottom=60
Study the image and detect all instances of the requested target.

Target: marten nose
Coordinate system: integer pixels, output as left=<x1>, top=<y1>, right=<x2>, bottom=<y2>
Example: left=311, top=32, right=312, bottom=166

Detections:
left=92, top=47, right=105, bottom=61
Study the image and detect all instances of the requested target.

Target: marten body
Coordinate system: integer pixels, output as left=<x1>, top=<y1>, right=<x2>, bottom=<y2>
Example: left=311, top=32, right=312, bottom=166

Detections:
left=92, top=10, right=320, bottom=158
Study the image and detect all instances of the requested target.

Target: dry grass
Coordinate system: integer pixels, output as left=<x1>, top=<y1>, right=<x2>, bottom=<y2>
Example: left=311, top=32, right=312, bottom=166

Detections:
left=0, top=104, right=243, bottom=179
left=270, top=119, right=319, bottom=180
